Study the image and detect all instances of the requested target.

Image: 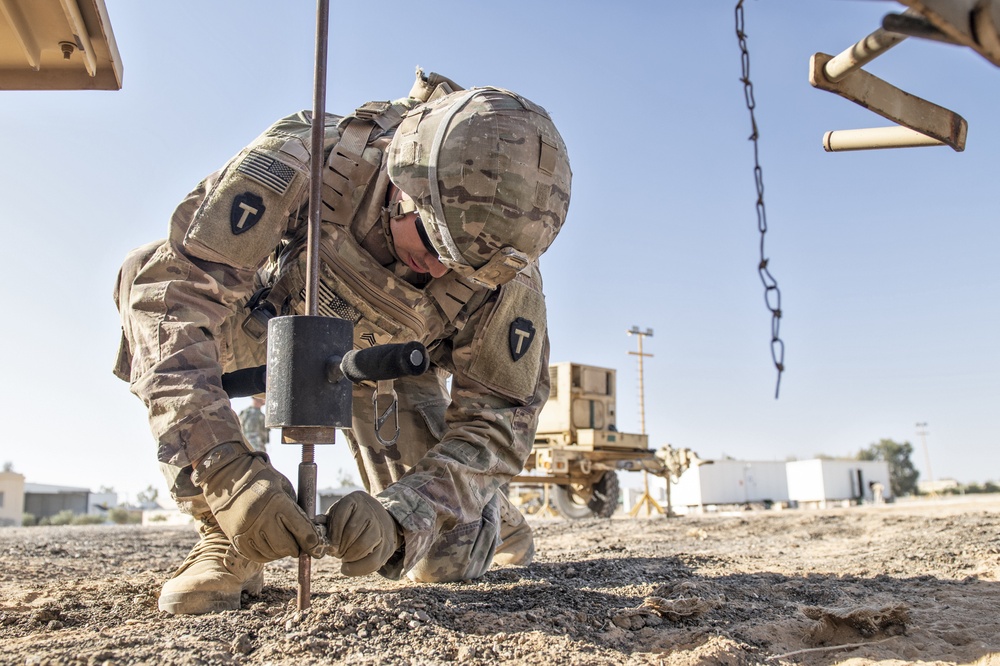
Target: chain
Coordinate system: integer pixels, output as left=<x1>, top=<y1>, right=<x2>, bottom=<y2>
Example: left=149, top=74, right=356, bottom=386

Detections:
left=735, top=0, right=785, bottom=399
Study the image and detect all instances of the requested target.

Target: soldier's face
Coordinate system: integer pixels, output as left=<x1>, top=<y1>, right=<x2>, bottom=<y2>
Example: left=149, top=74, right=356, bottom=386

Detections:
left=390, top=194, right=449, bottom=278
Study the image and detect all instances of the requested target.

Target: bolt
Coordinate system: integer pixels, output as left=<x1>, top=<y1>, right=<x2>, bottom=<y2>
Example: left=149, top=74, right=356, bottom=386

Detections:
left=59, top=42, right=75, bottom=60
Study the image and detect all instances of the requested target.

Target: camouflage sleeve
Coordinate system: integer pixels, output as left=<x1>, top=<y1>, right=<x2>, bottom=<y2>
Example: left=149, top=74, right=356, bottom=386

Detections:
left=120, top=118, right=310, bottom=467
left=377, top=265, right=550, bottom=571
left=122, top=177, right=260, bottom=467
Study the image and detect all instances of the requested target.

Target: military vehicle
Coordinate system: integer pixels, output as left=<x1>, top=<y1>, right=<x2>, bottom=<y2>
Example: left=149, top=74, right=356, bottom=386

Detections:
left=512, top=362, right=683, bottom=519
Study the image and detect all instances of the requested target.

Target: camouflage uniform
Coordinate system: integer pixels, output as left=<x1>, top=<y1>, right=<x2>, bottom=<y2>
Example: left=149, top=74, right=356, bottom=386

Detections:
left=114, top=73, right=570, bottom=582
left=238, top=404, right=267, bottom=453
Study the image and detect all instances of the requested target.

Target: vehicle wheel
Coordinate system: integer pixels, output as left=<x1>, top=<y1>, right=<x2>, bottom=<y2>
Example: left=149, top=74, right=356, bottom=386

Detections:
left=552, top=472, right=620, bottom=519
left=588, top=471, right=620, bottom=518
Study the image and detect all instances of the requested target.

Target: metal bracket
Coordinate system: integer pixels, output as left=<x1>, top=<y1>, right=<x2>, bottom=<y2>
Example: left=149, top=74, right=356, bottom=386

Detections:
left=898, top=0, right=1000, bottom=67
left=809, top=11, right=969, bottom=152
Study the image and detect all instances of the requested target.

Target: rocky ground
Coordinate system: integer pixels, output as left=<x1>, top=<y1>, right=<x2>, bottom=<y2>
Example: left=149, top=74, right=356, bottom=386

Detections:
left=1, top=494, right=999, bottom=666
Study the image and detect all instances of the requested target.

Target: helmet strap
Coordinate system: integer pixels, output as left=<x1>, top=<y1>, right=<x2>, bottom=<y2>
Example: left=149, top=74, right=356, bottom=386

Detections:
left=388, top=197, right=418, bottom=220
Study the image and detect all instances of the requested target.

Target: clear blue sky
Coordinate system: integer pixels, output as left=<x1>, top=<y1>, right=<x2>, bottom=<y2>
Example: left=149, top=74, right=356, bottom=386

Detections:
left=2, top=1, right=997, bottom=504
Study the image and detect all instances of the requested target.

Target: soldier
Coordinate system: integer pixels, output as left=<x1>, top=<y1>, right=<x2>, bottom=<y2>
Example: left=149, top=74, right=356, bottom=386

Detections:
left=238, top=396, right=268, bottom=453
left=113, top=69, right=572, bottom=615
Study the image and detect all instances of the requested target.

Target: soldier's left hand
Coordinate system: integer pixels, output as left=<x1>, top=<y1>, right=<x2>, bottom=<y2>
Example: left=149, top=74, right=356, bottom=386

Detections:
left=324, top=491, right=401, bottom=576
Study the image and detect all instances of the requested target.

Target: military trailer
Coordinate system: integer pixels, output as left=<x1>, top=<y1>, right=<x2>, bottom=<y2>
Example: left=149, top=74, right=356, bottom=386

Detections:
left=512, top=362, right=667, bottom=518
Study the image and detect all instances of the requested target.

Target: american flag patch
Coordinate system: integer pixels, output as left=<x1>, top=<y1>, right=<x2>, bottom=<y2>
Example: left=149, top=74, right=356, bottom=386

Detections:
left=237, top=150, right=296, bottom=195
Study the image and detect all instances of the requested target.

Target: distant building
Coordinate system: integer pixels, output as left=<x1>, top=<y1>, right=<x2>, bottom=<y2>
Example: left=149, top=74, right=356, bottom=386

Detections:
left=917, top=478, right=960, bottom=494
left=786, top=459, right=892, bottom=507
left=24, top=483, right=92, bottom=520
left=0, top=471, right=26, bottom=526
left=88, top=491, right=118, bottom=514
left=671, top=460, right=789, bottom=512
left=664, top=457, right=893, bottom=513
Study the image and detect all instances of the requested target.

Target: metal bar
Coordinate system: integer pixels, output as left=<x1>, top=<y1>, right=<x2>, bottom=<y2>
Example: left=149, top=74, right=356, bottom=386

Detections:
left=897, top=0, right=979, bottom=48
left=297, top=0, right=330, bottom=613
left=297, top=449, right=317, bottom=611
left=0, top=0, right=41, bottom=70
left=58, top=0, right=98, bottom=76
left=809, top=52, right=967, bottom=151
left=882, top=12, right=960, bottom=45
left=822, top=27, right=907, bottom=83
left=823, top=126, right=946, bottom=152
left=305, top=0, right=329, bottom=319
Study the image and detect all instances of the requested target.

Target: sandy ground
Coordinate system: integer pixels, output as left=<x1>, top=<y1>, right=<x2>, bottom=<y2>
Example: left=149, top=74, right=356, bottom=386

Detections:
left=1, top=494, right=999, bottom=666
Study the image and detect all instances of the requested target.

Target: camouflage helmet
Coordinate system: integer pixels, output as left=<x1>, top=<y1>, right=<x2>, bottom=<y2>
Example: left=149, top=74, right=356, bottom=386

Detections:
left=387, top=87, right=572, bottom=289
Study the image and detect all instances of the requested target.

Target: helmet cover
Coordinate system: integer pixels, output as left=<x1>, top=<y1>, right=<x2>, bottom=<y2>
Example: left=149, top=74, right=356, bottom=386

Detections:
left=387, top=87, right=571, bottom=286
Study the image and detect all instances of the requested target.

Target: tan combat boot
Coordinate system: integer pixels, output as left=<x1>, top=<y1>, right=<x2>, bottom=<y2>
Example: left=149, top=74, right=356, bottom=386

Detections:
left=493, top=491, right=535, bottom=566
left=158, top=517, right=264, bottom=615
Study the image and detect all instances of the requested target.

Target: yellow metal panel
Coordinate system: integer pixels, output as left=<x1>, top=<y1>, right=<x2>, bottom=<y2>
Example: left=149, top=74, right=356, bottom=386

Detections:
left=0, top=0, right=122, bottom=90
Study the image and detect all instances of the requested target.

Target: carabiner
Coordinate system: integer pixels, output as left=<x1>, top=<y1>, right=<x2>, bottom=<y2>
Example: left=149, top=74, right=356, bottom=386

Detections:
left=372, top=380, right=400, bottom=447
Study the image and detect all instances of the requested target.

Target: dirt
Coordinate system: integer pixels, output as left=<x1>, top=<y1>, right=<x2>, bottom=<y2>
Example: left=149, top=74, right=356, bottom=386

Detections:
left=2, top=495, right=999, bottom=666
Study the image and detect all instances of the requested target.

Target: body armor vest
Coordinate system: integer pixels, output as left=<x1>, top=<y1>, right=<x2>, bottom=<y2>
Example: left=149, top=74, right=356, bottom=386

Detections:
left=243, top=103, right=486, bottom=352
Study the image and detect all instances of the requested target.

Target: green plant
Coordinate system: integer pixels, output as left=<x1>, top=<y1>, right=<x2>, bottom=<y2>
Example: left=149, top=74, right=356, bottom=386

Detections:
left=71, top=514, right=106, bottom=525
left=48, top=510, right=77, bottom=526
left=108, top=507, right=131, bottom=524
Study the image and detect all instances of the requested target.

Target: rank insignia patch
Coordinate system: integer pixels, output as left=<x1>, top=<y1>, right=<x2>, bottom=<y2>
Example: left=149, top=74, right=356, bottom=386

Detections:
left=509, top=317, right=535, bottom=361
left=231, top=192, right=266, bottom=235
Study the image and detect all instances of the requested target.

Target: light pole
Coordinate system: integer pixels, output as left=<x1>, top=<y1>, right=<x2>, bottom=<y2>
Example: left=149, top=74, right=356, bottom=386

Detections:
left=627, top=327, right=653, bottom=434
left=626, top=327, right=663, bottom=517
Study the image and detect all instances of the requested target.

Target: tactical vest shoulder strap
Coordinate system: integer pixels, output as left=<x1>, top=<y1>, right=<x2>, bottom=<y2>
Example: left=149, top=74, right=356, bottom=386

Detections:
left=426, top=272, right=486, bottom=330
left=321, top=99, right=416, bottom=229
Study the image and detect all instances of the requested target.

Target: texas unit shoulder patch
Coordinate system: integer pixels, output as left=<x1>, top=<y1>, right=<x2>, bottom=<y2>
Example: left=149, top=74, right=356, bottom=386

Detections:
left=230, top=192, right=266, bottom=235
left=509, top=317, right=535, bottom=361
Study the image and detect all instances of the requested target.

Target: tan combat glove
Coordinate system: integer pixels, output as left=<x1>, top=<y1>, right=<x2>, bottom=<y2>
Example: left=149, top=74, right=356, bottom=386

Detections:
left=325, top=491, right=401, bottom=576
left=192, top=442, right=325, bottom=562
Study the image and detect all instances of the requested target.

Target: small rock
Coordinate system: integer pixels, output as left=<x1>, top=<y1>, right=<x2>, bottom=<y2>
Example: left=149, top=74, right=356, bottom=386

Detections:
left=31, top=608, right=60, bottom=625
left=46, top=620, right=64, bottom=630
left=611, top=614, right=631, bottom=629
left=414, top=610, right=430, bottom=622
left=231, top=633, right=253, bottom=655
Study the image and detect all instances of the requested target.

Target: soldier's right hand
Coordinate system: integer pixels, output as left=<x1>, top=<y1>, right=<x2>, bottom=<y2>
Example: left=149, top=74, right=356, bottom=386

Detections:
left=192, top=442, right=326, bottom=562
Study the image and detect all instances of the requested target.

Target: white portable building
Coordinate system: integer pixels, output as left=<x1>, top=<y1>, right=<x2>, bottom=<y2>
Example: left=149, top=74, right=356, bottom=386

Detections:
left=786, top=459, right=892, bottom=506
left=671, top=460, right=789, bottom=511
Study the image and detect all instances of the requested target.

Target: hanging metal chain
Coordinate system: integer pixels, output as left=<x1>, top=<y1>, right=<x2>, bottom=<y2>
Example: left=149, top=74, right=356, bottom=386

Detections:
left=735, top=0, right=785, bottom=399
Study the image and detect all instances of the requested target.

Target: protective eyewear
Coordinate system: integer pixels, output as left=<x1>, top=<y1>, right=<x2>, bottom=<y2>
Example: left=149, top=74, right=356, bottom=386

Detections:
left=414, top=216, right=439, bottom=258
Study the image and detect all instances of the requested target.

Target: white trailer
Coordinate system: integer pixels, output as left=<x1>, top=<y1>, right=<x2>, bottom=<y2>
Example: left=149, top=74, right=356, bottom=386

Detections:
left=786, top=459, right=892, bottom=507
left=671, top=460, right=789, bottom=512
